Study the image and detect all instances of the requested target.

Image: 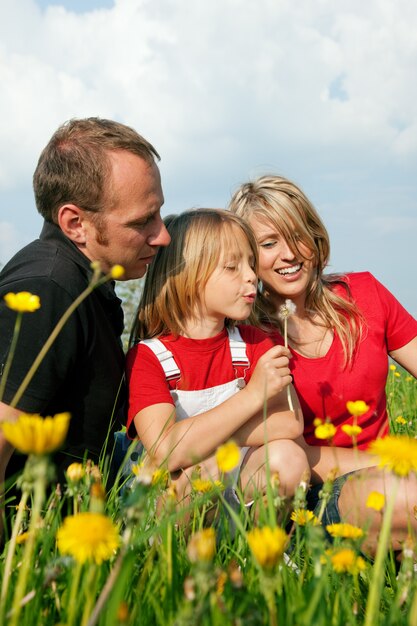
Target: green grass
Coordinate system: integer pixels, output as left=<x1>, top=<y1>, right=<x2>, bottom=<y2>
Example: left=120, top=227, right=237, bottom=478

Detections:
left=0, top=366, right=416, bottom=626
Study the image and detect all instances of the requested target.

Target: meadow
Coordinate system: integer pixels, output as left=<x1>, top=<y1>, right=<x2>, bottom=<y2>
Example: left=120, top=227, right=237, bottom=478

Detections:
left=0, top=365, right=414, bottom=626
left=0, top=279, right=417, bottom=626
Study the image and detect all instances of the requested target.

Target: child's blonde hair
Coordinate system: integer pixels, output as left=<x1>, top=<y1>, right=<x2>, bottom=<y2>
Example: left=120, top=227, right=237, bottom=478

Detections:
left=228, top=175, right=364, bottom=367
left=130, top=208, right=259, bottom=342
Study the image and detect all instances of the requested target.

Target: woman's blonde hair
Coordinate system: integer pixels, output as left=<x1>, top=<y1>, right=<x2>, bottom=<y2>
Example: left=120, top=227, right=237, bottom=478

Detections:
left=130, top=208, right=259, bottom=343
left=228, top=175, right=364, bottom=366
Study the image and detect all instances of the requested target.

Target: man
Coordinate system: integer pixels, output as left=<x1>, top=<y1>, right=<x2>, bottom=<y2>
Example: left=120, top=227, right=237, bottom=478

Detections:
left=0, top=117, right=171, bottom=492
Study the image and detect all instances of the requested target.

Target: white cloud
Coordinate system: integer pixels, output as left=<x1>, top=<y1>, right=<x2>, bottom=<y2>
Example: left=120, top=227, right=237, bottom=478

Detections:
left=0, top=0, right=417, bottom=191
left=0, top=0, right=416, bottom=312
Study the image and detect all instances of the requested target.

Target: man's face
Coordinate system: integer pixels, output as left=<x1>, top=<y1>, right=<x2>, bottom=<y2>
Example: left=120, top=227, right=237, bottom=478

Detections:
left=81, top=150, right=171, bottom=280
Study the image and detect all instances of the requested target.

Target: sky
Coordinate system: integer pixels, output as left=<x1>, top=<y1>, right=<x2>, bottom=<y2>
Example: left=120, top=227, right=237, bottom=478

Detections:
left=1, top=0, right=416, bottom=315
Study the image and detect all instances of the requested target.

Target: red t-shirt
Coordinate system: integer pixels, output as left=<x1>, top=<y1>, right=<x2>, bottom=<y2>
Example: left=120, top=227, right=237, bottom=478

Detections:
left=270, top=272, right=417, bottom=449
left=126, top=325, right=275, bottom=435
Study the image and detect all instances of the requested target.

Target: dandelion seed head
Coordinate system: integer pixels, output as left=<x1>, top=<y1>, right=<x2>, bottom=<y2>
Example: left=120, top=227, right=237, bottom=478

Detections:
left=278, top=299, right=296, bottom=320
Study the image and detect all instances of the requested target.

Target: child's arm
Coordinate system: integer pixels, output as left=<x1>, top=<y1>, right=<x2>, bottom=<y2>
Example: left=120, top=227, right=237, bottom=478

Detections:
left=132, top=345, right=292, bottom=472
left=231, top=384, right=304, bottom=447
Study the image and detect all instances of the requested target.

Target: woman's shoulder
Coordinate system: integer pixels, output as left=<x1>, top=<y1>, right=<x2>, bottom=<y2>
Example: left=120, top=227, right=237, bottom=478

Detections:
left=327, top=271, right=380, bottom=300
left=327, top=270, right=374, bottom=289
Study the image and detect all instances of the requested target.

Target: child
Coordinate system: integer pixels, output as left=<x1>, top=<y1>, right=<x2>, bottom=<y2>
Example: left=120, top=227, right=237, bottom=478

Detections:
left=126, top=209, right=309, bottom=505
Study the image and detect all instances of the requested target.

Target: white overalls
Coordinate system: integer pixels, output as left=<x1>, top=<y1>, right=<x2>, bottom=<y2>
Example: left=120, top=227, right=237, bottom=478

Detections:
left=124, top=327, right=251, bottom=486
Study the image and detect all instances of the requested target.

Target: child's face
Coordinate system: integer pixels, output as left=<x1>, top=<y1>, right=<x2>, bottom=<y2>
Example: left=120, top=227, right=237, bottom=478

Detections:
left=200, top=229, right=257, bottom=327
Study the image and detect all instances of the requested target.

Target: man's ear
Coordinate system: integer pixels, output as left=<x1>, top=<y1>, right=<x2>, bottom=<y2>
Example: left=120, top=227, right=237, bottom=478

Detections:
left=57, top=204, right=88, bottom=245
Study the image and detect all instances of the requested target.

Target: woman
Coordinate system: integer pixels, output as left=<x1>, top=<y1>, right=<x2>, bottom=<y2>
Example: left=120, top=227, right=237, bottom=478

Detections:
left=229, top=175, right=417, bottom=553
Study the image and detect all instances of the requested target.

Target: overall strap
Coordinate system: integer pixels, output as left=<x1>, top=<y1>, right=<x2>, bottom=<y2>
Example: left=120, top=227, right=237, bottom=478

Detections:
left=227, top=327, right=250, bottom=366
left=142, top=329, right=249, bottom=382
left=141, top=338, right=181, bottom=380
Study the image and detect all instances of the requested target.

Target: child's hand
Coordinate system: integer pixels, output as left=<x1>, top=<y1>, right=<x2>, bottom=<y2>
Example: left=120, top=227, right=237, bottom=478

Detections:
left=245, top=345, right=292, bottom=407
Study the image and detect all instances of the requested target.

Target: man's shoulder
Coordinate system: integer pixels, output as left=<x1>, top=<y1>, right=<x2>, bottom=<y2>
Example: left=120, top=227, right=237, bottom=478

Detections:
left=0, top=237, right=88, bottom=297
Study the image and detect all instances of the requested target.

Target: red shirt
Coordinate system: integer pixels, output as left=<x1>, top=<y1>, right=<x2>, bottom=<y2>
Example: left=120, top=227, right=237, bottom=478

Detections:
left=126, top=325, right=275, bottom=434
left=271, top=272, right=417, bottom=449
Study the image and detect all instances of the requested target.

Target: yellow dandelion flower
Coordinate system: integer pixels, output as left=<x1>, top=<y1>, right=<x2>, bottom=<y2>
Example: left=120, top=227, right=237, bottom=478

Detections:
left=56, top=512, right=120, bottom=564
left=66, top=462, right=85, bottom=482
left=216, top=440, right=240, bottom=473
left=247, top=526, right=288, bottom=570
left=290, top=509, right=320, bottom=526
left=0, top=412, right=70, bottom=455
left=329, top=548, right=367, bottom=574
left=341, top=424, right=363, bottom=438
left=369, top=435, right=417, bottom=477
left=314, top=422, right=337, bottom=440
left=192, top=478, right=224, bottom=493
left=16, top=531, right=30, bottom=545
left=187, top=528, right=216, bottom=563
left=110, top=264, right=125, bottom=280
left=151, top=468, right=170, bottom=487
left=405, top=376, right=413, bottom=383
left=4, top=291, right=41, bottom=313
left=395, top=416, right=407, bottom=426
left=346, top=401, right=370, bottom=417
left=389, top=364, right=397, bottom=371
left=366, top=491, right=385, bottom=511
left=165, top=483, right=178, bottom=502
left=326, top=523, right=364, bottom=539
left=131, top=462, right=153, bottom=485
left=313, top=417, right=323, bottom=427
left=394, top=372, right=401, bottom=378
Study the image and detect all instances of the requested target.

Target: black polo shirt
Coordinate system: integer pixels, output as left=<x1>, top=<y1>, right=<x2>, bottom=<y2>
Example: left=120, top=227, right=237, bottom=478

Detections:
left=0, top=221, right=126, bottom=471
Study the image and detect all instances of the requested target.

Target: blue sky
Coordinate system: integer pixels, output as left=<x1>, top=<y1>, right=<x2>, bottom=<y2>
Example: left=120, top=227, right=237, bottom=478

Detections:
left=1, top=0, right=416, bottom=316
left=36, top=0, right=114, bottom=12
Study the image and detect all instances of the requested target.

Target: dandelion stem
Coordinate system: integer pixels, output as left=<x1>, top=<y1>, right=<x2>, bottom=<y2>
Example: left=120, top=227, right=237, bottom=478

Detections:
left=364, top=475, right=399, bottom=626
left=0, top=488, right=29, bottom=621
left=67, top=561, right=83, bottom=626
left=9, top=457, right=47, bottom=626
left=85, top=528, right=131, bottom=626
left=283, top=317, right=294, bottom=412
left=81, top=566, right=99, bottom=626
left=0, top=313, right=22, bottom=402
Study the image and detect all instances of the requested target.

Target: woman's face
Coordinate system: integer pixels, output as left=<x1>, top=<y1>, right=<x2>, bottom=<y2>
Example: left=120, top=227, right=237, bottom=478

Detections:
left=249, top=217, right=315, bottom=307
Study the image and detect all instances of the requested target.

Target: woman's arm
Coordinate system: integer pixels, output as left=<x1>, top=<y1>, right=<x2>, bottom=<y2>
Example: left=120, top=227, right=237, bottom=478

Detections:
left=133, top=345, right=292, bottom=472
left=390, top=336, right=417, bottom=378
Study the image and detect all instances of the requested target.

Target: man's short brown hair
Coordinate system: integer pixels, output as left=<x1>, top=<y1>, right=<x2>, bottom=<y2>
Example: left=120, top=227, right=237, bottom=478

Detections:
left=33, top=117, right=160, bottom=223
